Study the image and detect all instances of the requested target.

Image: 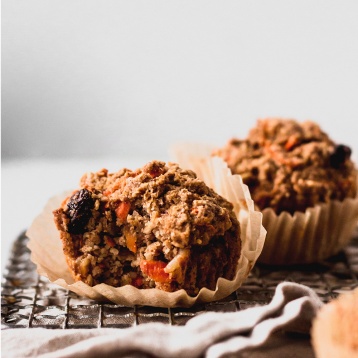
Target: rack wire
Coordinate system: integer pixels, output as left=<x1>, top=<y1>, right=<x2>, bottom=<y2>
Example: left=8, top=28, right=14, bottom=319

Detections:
left=2, top=232, right=358, bottom=329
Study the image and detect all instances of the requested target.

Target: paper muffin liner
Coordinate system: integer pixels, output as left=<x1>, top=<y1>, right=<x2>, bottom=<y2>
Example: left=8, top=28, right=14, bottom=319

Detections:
left=171, top=142, right=358, bottom=265
left=26, top=158, right=266, bottom=308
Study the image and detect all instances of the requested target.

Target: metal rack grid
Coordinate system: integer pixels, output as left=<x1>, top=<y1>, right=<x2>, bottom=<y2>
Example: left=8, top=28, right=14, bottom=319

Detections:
left=2, top=232, right=358, bottom=330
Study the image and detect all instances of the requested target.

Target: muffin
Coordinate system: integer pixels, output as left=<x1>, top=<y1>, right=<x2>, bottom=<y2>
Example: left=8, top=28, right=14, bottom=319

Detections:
left=53, top=160, right=241, bottom=296
left=311, top=288, right=358, bottom=358
left=213, top=118, right=357, bottom=215
left=211, top=118, right=358, bottom=264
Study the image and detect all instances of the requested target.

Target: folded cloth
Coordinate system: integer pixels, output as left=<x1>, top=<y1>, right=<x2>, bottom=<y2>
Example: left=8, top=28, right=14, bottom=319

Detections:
left=2, top=282, right=323, bottom=358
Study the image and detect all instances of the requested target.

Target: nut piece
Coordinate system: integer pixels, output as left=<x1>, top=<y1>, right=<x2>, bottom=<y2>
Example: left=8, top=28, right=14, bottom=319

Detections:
left=78, top=256, right=91, bottom=276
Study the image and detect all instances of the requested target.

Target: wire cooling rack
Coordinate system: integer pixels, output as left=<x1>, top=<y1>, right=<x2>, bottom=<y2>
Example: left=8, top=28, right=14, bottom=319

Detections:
left=2, top=232, right=358, bottom=330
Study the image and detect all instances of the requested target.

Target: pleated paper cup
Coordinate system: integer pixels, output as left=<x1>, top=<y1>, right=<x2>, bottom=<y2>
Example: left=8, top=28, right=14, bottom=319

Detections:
left=26, top=158, right=266, bottom=308
left=171, top=142, right=358, bottom=265
left=259, top=199, right=358, bottom=265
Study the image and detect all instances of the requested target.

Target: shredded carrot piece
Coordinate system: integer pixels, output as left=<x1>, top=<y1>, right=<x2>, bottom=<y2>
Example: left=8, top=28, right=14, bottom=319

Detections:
left=115, top=201, right=131, bottom=222
left=285, top=135, right=298, bottom=151
left=123, top=227, right=137, bottom=253
left=140, top=260, right=171, bottom=283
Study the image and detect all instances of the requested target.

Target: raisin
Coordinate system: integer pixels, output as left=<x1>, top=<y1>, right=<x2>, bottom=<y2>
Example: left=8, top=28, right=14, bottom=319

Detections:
left=67, top=189, right=94, bottom=234
left=252, top=142, right=260, bottom=150
left=329, top=145, right=352, bottom=169
left=251, top=167, right=259, bottom=176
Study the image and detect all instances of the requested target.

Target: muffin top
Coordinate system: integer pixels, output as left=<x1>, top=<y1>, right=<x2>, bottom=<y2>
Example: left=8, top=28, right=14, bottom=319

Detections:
left=53, top=160, right=241, bottom=292
left=213, top=118, right=357, bottom=214
left=76, top=160, right=239, bottom=249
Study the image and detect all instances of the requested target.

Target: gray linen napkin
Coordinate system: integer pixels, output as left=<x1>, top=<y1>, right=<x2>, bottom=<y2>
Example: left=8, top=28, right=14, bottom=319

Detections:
left=1, top=282, right=323, bottom=358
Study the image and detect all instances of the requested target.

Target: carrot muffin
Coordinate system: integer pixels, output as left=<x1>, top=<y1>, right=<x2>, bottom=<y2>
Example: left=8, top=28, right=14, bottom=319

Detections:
left=213, top=118, right=357, bottom=214
left=311, top=288, right=358, bottom=358
left=205, top=118, right=358, bottom=264
left=53, top=160, right=241, bottom=296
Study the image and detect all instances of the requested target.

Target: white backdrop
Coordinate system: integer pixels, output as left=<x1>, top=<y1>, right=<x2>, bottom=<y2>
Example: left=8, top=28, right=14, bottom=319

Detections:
left=2, top=0, right=358, bottom=162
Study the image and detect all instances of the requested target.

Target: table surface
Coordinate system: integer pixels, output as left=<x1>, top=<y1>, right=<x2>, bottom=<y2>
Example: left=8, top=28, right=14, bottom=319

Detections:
left=3, top=231, right=358, bottom=357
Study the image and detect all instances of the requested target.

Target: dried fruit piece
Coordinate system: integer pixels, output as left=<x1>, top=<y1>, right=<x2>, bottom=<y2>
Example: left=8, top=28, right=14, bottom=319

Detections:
left=330, top=145, right=352, bottom=169
left=67, top=189, right=94, bottom=234
left=131, top=276, right=143, bottom=288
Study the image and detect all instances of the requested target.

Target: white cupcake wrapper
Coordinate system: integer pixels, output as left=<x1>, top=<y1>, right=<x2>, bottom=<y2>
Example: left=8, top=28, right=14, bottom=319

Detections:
left=260, top=198, right=358, bottom=264
left=27, top=158, right=266, bottom=307
left=171, top=142, right=358, bottom=265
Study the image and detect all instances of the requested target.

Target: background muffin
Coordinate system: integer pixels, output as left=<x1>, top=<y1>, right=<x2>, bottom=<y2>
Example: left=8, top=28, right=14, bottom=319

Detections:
left=213, top=118, right=357, bottom=215
left=211, top=118, right=358, bottom=264
left=53, top=160, right=241, bottom=296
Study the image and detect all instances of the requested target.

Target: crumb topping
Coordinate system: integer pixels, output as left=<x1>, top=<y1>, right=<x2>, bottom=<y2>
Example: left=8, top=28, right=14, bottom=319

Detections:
left=214, top=118, right=357, bottom=214
left=53, top=161, right=241, bottom=295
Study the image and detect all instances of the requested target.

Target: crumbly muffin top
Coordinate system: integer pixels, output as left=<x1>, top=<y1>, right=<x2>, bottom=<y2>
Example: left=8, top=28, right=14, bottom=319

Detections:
left=76, top=160, right=237, bottom=249
left=213, top=118, right=357, bottom=214
left=54, top=161, right=240, bottom=292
